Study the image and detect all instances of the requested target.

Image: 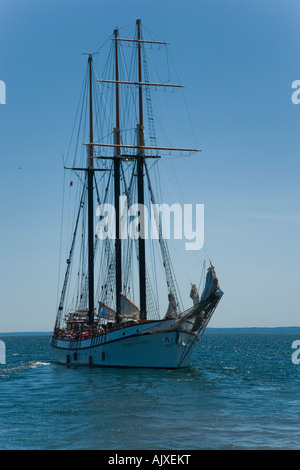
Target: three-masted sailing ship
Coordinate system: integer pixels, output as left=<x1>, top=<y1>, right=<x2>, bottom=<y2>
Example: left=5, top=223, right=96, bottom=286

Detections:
left=50, top=20, right=223, bottom=368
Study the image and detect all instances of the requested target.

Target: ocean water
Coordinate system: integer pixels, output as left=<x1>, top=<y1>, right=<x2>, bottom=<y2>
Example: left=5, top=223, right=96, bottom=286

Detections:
left=0, top=332, right=299, bottom=450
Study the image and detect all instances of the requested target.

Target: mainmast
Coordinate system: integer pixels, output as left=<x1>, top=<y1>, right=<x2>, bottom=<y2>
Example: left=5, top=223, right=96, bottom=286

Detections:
left=114, top=28, right=122, bottom=323
left=88, top=53, right=95, bottom=325
left=136, top=19, right=147, bottom=320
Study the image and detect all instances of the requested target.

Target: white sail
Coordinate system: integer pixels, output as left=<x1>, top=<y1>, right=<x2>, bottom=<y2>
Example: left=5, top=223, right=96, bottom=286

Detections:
left=98, top=302, right=116, bottom=320
left=164, top=292, right=178, bottom=319
left=190, top=284, right=200, bottom=306
left=120, top=294, right=140, bottom=319
left=200, top=265, right=222, bottom=301
left=99, top=296, right=140, bottom=320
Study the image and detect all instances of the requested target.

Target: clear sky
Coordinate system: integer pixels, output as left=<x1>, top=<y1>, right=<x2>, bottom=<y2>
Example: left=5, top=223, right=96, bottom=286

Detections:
left=0, top=0, right=299, bottom=332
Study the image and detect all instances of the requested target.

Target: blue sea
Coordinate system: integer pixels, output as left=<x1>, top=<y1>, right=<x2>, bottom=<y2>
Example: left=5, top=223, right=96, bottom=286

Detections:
left=0, top=331, right=300, bottom=451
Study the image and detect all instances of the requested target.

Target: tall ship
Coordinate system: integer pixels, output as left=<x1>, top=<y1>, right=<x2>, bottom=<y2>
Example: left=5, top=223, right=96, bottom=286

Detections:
left=50, top=20, right=223, bottom=368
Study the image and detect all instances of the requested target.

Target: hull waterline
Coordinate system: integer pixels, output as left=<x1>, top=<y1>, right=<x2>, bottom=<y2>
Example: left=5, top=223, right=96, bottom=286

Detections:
left=50, top=321, right=198, bottom=369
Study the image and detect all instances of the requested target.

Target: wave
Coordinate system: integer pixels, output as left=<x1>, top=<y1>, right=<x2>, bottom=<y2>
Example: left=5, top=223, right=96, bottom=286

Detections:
left=29, top=361, right=51, bottom=368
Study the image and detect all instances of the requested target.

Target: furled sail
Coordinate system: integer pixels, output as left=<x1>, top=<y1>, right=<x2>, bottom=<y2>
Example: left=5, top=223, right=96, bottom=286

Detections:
left=174, top=264, right=223, bottom=332
left=98, top=302, right=116, bottom=320
left=120, top=294, right=140, bottom=319
left=200, top=265, right=223, bottom=301
left=98, top=296, right=140, bottom=321
left=190, top=284, right=200, bottom=306
left=164, top=292, right=178, bottom=319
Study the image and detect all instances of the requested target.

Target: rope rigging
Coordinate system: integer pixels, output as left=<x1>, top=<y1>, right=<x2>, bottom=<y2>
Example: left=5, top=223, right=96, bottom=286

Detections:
left=55, top=20, right=210, bottom=329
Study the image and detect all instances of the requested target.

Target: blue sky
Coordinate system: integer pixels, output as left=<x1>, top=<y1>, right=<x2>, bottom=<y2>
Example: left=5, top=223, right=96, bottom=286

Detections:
left=0, top=0, right=299, bottom=332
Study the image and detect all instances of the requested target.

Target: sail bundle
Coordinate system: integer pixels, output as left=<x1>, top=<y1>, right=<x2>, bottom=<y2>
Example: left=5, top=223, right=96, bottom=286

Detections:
left=99, top=294, right=140, bottom=321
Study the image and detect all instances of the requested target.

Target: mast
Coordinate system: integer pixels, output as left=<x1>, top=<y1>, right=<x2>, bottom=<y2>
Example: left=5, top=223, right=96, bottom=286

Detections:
left=136, top=19, right=147, bottom=320
left=88, top=53, right=94, bottom=325
left=114, top=28, right=122, bottom=323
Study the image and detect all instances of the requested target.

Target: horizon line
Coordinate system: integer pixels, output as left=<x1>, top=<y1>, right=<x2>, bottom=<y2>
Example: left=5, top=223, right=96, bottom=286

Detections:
left=1, top=326, right=300, bottom=336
